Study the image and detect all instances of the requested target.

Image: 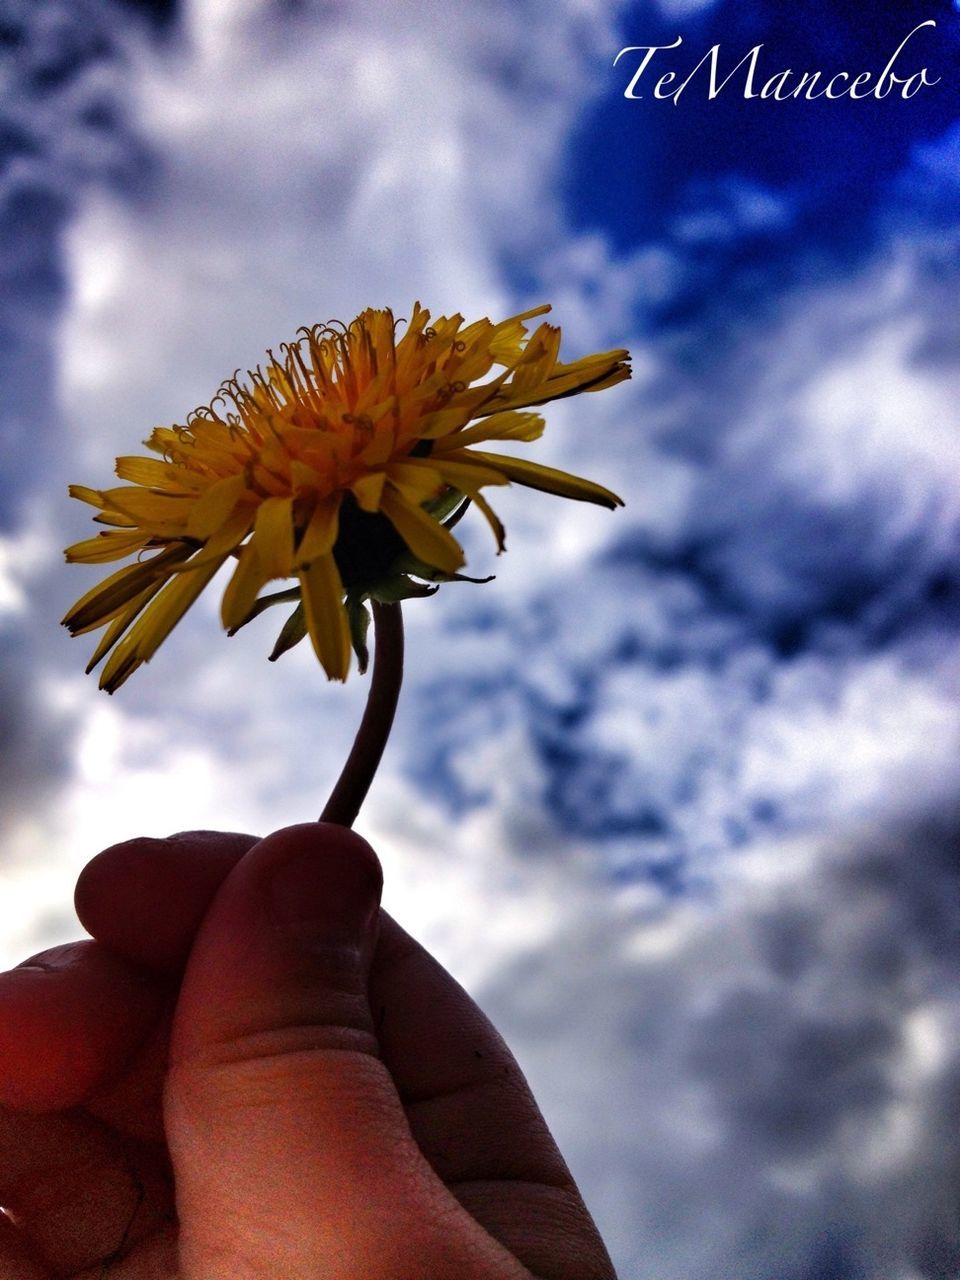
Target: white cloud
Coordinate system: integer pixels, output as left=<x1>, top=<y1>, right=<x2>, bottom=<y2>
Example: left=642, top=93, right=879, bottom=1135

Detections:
left=753, top=256, right=960, bottom=528
left=0, top=526, right=53, bottom=618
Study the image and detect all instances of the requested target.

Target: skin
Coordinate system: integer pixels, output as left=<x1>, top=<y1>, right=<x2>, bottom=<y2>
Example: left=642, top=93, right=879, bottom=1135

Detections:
left=0, top=824, right=616, bottom=1279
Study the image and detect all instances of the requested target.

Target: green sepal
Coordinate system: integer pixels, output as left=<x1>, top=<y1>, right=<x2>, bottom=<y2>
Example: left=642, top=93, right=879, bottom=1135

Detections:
left=346, top=597, right=372, bottom=674
left=267, top=602, right=307, bottom=661
left=367, top=575, right=441, bottom=604
left=227, top=586, right=301, bottom=636
left=425, top=489, right=470, bottom=525
left=381, top=556, right=495, bottom=588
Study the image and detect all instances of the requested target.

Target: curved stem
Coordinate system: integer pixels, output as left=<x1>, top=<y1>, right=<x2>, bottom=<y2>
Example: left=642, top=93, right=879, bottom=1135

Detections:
left=320, top=601, right=404, bottom=828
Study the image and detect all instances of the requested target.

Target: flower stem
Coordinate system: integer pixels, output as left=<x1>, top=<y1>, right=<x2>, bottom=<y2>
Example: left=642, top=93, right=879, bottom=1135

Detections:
left=320, top=601, right=404, bottom=828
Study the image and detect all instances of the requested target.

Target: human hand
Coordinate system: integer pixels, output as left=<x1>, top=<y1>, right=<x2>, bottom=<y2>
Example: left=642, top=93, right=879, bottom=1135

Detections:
left=0, top=824, right=615, bottom=1279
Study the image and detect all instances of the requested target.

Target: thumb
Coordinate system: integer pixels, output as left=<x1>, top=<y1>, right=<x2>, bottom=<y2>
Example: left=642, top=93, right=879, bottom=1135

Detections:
left=164, top=823, right=402, bottom=1275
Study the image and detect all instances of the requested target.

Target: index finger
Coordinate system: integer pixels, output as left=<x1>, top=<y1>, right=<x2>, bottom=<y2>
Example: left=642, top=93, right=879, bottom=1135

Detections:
left=75, top=830, right=259, bottom=974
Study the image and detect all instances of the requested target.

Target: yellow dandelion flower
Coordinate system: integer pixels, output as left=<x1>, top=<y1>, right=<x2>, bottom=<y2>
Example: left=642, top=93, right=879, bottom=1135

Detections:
left=63, top=302, right=630, bottom=690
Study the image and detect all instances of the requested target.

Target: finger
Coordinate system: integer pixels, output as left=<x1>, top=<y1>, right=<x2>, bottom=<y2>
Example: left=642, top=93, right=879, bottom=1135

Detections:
left=0, top=1107, right=174, bottom=1277
left=0, top=942, right=164, bottom=1112
left=165, top=822, right=528, bottom=1280
left=373, top=916, right=570, bottom=1181
left=75, top=830, right=257, bottom=973
left=372, top=917, right=615, bottom=1280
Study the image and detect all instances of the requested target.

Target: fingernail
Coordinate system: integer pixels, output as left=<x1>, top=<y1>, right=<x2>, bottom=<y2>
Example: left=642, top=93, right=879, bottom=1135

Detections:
left=268, top=842, right=382, bottom=943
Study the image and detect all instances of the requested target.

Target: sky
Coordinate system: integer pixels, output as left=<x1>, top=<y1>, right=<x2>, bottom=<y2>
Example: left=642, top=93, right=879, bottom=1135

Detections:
left=1, top=0, right=959, bottom=1276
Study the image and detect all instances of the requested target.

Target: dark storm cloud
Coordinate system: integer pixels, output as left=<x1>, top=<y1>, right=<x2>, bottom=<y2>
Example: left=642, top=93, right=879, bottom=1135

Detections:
left=679, top=808, right=960, bottom=1279
left=114, top=0, right=178, bottom=25
left=0, top=0, right=154, bottom=521
left=477, top=804, right=960, bottom=1280
left=0, top=0, right=160, bottom=834
left=0, top=617, right=73, bottom=814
